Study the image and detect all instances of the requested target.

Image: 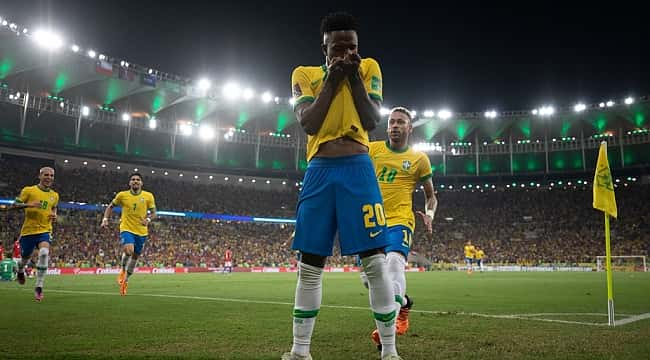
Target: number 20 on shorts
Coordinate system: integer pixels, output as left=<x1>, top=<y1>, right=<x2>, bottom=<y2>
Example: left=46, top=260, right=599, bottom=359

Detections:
left=362, top=203, right=386, bottom=228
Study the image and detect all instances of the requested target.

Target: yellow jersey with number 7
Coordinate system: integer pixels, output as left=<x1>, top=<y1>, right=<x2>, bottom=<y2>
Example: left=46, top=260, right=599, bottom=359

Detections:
left=111, top=190, right=156, bottom=236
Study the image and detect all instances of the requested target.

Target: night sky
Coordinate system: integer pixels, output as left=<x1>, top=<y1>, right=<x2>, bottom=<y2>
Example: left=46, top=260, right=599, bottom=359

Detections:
left=3, top=0, right=649, bottom=113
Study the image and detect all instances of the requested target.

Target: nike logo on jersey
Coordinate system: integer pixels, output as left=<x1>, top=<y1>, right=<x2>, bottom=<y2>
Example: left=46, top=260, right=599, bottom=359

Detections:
left=369, top=230, right=383, bottom=238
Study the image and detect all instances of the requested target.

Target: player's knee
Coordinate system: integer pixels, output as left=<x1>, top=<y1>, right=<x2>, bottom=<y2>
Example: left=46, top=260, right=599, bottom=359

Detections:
left=299, top=252, right=326, bottom=268
left=361, top=253, right=386, bottom=278
left=298, top=262, right=323, bottom=288
left=38, top=247, right=49, bottom=257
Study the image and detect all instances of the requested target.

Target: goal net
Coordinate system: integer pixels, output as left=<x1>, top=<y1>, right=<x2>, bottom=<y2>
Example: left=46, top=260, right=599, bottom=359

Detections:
left=596, top=256, right=647, bottom=272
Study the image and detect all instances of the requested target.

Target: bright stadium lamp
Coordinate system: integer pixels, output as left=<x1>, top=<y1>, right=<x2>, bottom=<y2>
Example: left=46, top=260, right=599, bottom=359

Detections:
left=289, top=98, right=296, bottom=105
left=261, top=91, right=273, bottom=103
left=148, top=118, right=157, bottom=129
left=71, top=44, right=80, bottom=52
left=606, top=100, right=615, bottom=107
left=438, top=109, right=452, bottom=120
left=32, top=29, right=64, bottom=50
left=223, top=82, right=242, bottom=100
left=423, top=110, right=435, bottom=118
left=199, top=125, right=215, bottom=141
left=574, top=103, right=586, bottom=112
left=87, top=49, right=96, bottom=58
left=380, top=107, right=390, bottom=116
left=624, top=97, right=634, bottom=105
left=198, top=78, right=211, bottom=91
left=122, top=113, right=131, bottom=122
left=484, top=110, right=498, bottom=119
left=81, top=106, right=90, bottom=116
left=179, top=122, right=193, bottom=136
left=243, top=88, right=254, bottom=100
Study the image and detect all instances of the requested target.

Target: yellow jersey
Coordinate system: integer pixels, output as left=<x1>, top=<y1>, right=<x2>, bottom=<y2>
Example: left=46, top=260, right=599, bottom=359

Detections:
left=369, top=141, right=432, bottom=231
left=111, top=190, right=156, bottom=236
left=15, top=185, right=59, bottom=236
left=475, top=249, right=485, bottom=260
left=291, top=58, right=383, bottom=161
left=464, top=245, right=476, bottom=258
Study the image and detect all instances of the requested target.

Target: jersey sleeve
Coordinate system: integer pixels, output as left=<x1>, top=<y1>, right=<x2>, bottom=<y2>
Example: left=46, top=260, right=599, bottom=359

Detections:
left=14, top=187, right=30, bottom=204
left=363, top=58, right=383, bottom=102
left=111, top=192, right=122, bottom=207
left=417, top=153, right=433, bottom=182
left=147, top=193, right=156, bottom=211
left=291, top=66, right=315, bottom=108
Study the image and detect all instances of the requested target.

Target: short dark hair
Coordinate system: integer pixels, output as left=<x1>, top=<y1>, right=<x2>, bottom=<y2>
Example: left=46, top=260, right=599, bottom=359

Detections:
left=390, top=107, right=413, bottom=121
left=320, top=12, right=358, bottom=38
left=129, top=172, right=143, bottom=181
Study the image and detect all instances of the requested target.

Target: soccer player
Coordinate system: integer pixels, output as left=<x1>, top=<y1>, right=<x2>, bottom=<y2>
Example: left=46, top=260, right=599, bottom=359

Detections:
left=283, top=12, right=400, bottom=360
left=8, top=167, right=59, bottom=301
left=101, top=173, right=156, bottom=296
left=474, top=245, right=485, bottom=272
left=223, top=246, right=233, bottom=274
left=12, top=237, right=21, bottom=265
left=464, top=240, right=476, bottom=274
left=366, top=107, right=437, bottom=349
left=1, top=253, right=17, bottom=281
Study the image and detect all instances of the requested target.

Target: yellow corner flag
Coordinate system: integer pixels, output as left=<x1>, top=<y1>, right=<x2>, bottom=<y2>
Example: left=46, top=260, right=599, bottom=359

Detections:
left=593, top=142, right=617, bottom=218
left=592, top=141, right=618, bottom=326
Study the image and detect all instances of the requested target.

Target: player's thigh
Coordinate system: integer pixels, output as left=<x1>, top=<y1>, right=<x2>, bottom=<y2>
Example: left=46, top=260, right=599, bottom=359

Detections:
left=383, top=225, right=411, bottom=259
left=293, top=165, right=337, bottom=256
left=335, top=156, right=388, bottom=256
left=133, top=235, right=147, bottom=255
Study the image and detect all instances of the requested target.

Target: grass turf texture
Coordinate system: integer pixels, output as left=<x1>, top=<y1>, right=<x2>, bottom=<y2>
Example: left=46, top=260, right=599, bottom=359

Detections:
left=1, top=272, right=649, bottom=359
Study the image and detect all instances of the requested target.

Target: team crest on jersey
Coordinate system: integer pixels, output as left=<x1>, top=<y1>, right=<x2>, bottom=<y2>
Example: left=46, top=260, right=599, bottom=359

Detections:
left=140, top=198, right=144, bottom=202
left=402, top=160, right=411, bottom=170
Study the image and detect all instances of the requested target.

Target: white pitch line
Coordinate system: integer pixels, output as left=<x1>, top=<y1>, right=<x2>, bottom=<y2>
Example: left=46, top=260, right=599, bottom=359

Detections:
left=614, top=313, right=650, bottom=326
left=2, top=288, right=648, bottom=326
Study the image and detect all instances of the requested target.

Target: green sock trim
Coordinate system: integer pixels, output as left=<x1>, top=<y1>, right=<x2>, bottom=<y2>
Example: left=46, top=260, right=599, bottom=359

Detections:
left=36, top=266, right=48, bottom=271
left=293, top=308, right=320, bottom=318
left=373, top=310, right=396, bottom=322
left=394, top=295, right=404, bottom=306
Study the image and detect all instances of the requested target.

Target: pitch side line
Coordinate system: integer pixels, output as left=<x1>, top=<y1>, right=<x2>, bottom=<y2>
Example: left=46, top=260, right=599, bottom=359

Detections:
left=3, top=288, right=648, bottom=326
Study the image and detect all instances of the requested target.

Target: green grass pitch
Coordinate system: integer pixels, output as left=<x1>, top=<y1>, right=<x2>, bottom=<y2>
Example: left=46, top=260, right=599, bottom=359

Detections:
left=1, top=271, right=649, bottom=359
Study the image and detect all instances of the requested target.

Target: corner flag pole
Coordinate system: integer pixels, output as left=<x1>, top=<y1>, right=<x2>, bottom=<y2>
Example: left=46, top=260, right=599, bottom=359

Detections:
left=593, top=140, right=618, bottom=326
left=604, top=212, right=615, bottom=326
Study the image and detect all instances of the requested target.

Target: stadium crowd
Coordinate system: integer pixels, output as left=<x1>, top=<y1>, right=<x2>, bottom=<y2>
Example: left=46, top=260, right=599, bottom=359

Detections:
left=1, top=156, right=649, bottom=268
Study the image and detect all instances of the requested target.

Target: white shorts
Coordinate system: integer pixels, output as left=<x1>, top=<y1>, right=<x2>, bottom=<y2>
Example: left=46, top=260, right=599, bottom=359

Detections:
left=224, top=261, right=232, bottom=267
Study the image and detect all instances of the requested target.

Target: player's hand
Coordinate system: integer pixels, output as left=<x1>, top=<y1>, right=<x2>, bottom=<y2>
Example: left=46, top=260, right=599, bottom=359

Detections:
left=416, top=210, right=433, bottom=234
left=26, top=201, right=42, bottom=208
left=342, top=52, right=361, bottom=77
left=140, top=218, right=150, bottom=226
left=100, top=218, right=109, bottom=229
left=326, top=57, right=346, bottom=86
left=48, top=212, right=57, bottom=222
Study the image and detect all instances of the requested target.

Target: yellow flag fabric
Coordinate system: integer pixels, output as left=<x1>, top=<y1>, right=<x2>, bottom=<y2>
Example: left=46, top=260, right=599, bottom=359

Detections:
left=593, top=142, right=618, bottom=218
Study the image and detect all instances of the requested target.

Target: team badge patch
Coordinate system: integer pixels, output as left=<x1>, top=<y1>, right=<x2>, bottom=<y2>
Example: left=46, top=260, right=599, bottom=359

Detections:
left=402, top=160, right=411, bottom=170
left=371, top=76, right=381, bottom=91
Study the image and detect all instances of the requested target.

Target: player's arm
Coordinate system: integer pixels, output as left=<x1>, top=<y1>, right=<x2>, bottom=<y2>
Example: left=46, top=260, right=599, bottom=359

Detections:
left=415, top=178, right=436, bottom=234
left=6, top=188, right=40, bottom=211
left=345, top=54, right=381, bottom=132
left=49, top=204, right=58, bottom=222
left=101, top=193, right=120, bottom=228
left=293, top=61, right=346, bottom=135
left=141, top=194, right=157, bottom=226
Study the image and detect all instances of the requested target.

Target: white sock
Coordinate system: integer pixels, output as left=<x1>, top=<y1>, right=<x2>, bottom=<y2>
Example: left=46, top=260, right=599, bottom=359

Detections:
left=35, top=247, right=49, bottom=288
left=291, top=262, right=323, bottom=356
left=126, top=257, right=137, bottom=280
left=363, top=254, right=398, bottom=357
left=386, top=252, right=407, bottom=306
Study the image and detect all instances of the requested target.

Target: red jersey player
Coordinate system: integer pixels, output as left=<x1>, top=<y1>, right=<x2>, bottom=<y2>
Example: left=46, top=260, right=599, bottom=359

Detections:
left=223, top=246, right=233, bottom=274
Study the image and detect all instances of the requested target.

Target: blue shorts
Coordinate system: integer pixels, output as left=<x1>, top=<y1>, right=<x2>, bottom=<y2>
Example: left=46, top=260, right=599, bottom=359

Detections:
left=384, top=225, right=412, bottom=259
left=293, top=154, right=388, bottom=256
left=19, top=233, right=51, bottom=258
left=476, top=259, right=483, bottom=266
left=120, top=231, right=147, bottom=255
left=465, top=257, right=474, bottom=265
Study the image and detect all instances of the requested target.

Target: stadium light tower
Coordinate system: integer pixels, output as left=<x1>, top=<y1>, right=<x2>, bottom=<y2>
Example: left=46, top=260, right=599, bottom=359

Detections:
left=438, top=109, right=452, bottom=120
left=484, top=110, right=498, bottom=119
left=199, top=124, right=215, bottom=141
left=573, top=103, right=586, bottom=112
left=198, top=78, right=211, bottom=92
left=32, top=29, right=64, bottom=51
